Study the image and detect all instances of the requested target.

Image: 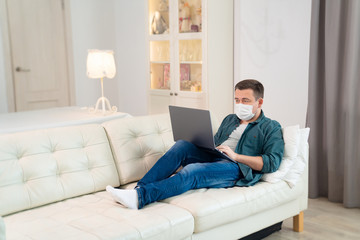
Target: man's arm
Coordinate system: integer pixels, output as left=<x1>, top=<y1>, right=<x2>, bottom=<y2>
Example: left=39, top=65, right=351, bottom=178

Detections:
left=217, top=120, right=284, bottom=173
left=259, top=123, right=284, bottom=173
left=235, top=154, right=263, bottom=171
left=217, top=145, right=263, bottom=171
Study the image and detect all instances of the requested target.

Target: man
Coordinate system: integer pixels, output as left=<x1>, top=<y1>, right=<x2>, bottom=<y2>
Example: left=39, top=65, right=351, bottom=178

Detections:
left=106, top=79, right=284, bottom=209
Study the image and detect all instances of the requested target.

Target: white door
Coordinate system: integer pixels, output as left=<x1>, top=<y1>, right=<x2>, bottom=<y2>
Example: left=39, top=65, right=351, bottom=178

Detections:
left=7, top=0, right=70, bottom=111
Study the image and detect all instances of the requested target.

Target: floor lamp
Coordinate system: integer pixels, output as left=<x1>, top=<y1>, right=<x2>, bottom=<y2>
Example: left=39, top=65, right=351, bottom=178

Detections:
left=86, top=49, right=117, bottom=115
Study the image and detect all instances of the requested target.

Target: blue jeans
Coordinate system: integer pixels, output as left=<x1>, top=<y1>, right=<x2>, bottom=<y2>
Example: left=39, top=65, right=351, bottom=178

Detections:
left=136, top=140, right=241, bottom=209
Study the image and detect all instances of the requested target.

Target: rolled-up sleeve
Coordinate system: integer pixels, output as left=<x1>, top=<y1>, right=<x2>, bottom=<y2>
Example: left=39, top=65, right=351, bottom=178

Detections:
left=260, top=122, right=284, bottom=173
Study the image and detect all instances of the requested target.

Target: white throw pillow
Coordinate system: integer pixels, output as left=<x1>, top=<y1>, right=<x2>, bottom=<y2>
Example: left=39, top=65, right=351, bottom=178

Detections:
left=261, top=125, right=300, bottom=183
left=297, top=128, right=310, bottom=159
left=261, top=157, right=294, bottom=183
left=283, top=128, right=310, bottom=188
left=283, top=157, right=306, bottom=188
left=282, top=125, right=300, bottom=159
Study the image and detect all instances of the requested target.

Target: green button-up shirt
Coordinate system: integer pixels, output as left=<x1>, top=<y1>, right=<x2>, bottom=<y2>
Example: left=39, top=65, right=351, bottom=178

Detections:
left=214, top=110, right=284, bottom=186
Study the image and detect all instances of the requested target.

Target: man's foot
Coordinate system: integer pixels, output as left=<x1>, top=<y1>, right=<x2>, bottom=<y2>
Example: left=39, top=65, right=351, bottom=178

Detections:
left=106, top=185, right=139, bottom=210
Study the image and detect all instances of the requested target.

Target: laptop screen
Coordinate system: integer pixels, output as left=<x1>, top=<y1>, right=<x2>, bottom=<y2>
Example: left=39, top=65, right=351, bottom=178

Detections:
left=169, top=105, right=216, bottom=149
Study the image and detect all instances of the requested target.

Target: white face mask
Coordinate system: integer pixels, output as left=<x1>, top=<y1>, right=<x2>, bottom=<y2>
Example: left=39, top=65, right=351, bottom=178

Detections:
left=234, top=103, right=255, bottom=121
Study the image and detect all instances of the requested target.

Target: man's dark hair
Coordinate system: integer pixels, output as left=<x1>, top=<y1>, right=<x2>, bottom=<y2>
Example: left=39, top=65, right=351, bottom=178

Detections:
left=235, top=79, right=264, bottom=100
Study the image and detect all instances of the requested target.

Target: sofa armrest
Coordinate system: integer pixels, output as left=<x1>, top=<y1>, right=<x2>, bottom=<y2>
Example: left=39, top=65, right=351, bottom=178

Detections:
left=0, top=216, right=5, bottom=240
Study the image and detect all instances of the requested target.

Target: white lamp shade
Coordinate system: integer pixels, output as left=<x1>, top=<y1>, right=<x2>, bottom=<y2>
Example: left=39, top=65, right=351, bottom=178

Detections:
left=87, top=49, right=116, bottom=79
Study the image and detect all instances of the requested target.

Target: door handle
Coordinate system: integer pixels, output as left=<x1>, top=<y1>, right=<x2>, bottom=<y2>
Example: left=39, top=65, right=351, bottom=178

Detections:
left=15, top=67, right=31, bottom=72
left=170, top=92, right=174, bottom=96
left=174, top=93, right=178, bottom=96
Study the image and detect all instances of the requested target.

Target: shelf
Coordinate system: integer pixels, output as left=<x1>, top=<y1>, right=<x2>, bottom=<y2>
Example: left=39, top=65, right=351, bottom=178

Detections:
left=178, top=32, right=203, bottom=40
left=149, top=34, right=170, bottom=41
left=180, top=61, right=202, bottom=64
left=150, top=61, right=170, bottom=64
left=149, top=89, right=171, bottom=93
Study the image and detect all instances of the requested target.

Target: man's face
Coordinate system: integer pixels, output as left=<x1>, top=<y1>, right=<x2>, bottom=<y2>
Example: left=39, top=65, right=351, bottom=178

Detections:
left=234, top=89, right=262, bottom=114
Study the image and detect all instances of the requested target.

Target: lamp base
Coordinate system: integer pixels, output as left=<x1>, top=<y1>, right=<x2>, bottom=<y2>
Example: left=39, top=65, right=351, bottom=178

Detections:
left=89, top=97, right=117, bottom=115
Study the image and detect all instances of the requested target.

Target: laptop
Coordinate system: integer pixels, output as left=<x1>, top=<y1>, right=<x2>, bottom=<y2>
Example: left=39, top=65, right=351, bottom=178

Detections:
left=168, top=105, right=236, bottom=162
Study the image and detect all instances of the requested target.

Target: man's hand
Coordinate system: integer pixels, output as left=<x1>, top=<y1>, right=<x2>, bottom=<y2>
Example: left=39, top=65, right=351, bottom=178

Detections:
left=216, top=145, right=238, bottom=160
left=216, top=145, right=264, bottom=171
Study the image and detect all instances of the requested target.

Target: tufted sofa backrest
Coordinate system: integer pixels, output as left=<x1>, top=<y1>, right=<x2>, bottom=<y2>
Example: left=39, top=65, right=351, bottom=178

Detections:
left=103, top=113, right=220, bottom=185
left=0, top=124, right=119, bottom=216
left=102, top=114, right=175, bottom=185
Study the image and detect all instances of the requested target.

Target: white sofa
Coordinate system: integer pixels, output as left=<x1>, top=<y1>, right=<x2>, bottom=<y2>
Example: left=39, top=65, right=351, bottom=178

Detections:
left=0, top=114, right=308, bottom=240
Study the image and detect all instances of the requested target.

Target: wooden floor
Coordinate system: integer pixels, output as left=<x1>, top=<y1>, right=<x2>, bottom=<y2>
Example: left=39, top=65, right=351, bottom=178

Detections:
left=265, top=198, right=360, bottom=240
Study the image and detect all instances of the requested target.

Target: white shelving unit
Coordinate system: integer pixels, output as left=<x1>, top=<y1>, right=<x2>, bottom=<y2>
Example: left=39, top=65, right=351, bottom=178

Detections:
left=147, top=0, right=207, bottom=114
left=146, top=0, right=234, bottom=121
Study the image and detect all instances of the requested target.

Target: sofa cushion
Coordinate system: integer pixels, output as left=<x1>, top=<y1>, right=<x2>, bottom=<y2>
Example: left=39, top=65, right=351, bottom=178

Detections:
left=3, top=191, right=194, bottom=240
left=0, top=124, right=119, bottom=216
left=102, top=114, right=175, bottom=185
left=162, top=179, right=304, bottom=233
left=103, top=112, right=221, bottom=186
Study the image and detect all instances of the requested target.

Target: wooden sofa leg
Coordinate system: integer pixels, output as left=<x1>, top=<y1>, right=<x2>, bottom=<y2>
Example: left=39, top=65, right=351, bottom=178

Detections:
left=293, top=211, right=304, bottom=232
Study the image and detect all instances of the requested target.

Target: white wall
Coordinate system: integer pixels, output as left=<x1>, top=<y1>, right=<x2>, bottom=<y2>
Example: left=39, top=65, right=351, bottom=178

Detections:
left=1, top=0, right=311, bottom=120
left=207, top=0, right=234, bottom=122
left=0, top=0, right=148, bottom=116
left=114, top=0, right=147, bottom=116
left=67, top=0, right=148, bottom=115
left=234, top=0, right=312, bottom=127
left=70, top=0, right=119, bottom=109
left=0, top=26, right=7, bottom=113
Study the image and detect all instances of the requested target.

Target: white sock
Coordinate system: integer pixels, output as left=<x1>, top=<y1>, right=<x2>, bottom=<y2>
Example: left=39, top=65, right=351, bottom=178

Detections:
left=106, top=185, right=139, bottom=210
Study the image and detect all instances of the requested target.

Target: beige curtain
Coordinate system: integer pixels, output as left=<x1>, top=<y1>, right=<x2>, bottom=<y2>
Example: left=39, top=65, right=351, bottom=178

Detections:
left=307, top=0, right=360, bottom=208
